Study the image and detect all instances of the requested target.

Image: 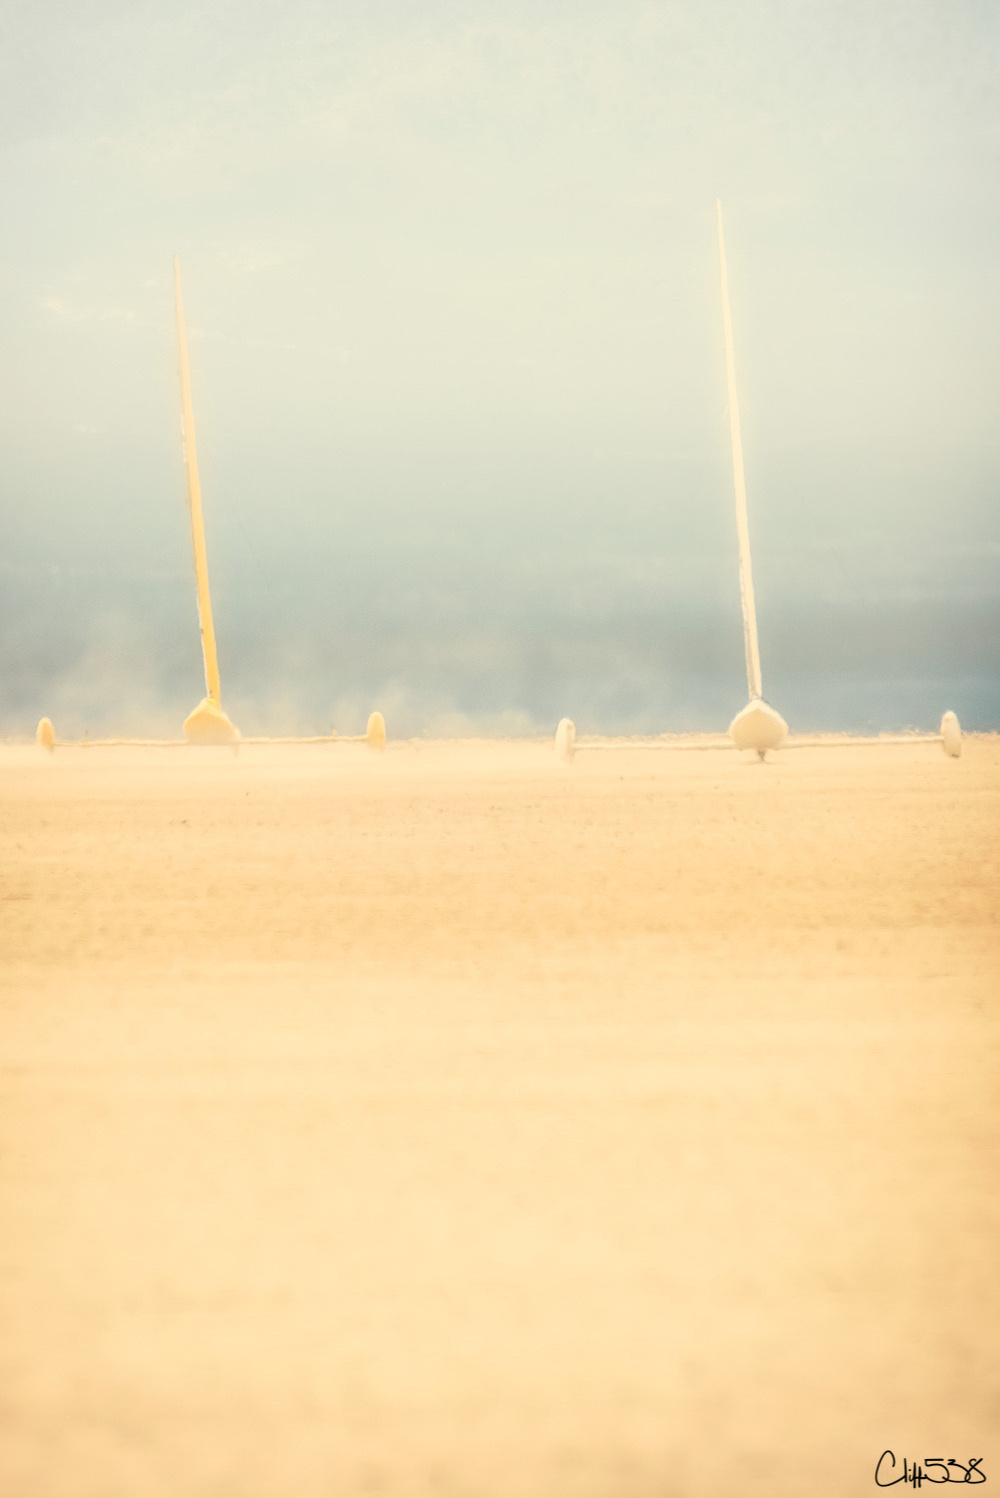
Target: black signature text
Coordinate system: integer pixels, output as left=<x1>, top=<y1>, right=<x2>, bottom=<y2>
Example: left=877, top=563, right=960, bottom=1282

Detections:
left=876, top=1451, right=986, bottom=1487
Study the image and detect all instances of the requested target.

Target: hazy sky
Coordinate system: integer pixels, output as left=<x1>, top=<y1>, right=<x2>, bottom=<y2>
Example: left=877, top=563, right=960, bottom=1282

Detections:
left=1, top=1, right=998, bottom=736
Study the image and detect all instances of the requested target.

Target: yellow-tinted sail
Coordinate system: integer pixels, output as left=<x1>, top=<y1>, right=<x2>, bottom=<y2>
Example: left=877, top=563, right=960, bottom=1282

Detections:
left=716, top=202, right=763, bottom=704
left=174, top=257, right=238, bottom=743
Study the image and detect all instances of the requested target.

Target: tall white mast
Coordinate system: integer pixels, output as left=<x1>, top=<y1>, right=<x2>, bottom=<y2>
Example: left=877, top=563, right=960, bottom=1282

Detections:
left=716, top=200, right=763, bottom=703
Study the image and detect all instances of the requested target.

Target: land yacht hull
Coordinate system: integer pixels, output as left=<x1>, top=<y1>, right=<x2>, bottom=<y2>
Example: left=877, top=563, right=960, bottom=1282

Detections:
left=728, top=698, right=788, bottom=755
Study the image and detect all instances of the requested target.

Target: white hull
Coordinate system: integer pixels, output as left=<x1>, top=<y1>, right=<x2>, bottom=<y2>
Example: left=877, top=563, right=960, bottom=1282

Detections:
left=940, top=711, right=962, bottom=757
left=728, top=698, right=788, bottom=755
left=554, top=718, right=576, bottom=763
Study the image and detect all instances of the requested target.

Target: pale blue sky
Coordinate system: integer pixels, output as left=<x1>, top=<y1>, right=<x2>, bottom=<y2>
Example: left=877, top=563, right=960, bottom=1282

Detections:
left=1, top=1, right=998, bottom=735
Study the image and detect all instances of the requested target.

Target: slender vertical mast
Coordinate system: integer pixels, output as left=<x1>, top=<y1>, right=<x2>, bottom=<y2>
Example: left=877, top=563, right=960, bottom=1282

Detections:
left=716, top=201, right=763, bottom=703
left=174, top=255, right=222, bottom=706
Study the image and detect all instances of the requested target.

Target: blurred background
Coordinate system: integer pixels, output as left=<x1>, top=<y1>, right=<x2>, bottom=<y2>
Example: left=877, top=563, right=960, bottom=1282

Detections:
left=1, top=0, right=997, bottom=738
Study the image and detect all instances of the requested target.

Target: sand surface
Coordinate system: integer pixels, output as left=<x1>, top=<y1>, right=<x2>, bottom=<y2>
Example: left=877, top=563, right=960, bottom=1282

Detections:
left=1, top=737, right=998, bottom=1497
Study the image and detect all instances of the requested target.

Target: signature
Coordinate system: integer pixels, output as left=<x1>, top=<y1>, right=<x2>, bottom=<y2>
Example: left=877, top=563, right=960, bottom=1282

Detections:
left=876, top=1451, right=986, bottom=1486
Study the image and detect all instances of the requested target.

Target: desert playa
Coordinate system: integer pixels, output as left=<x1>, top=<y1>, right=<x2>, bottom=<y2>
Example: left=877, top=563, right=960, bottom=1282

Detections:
left=1, top=736, right=998, bottom=1497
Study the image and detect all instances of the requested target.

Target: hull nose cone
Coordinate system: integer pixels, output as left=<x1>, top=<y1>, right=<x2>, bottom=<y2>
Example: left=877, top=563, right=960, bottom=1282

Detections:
left=183, top=698, right=240, bottom=745
left=729, top=698, right=788, bottom=754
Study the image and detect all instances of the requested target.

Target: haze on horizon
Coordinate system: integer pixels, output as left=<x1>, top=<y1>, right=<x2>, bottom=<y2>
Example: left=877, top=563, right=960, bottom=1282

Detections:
left=1, top=0, right=998, bottom=739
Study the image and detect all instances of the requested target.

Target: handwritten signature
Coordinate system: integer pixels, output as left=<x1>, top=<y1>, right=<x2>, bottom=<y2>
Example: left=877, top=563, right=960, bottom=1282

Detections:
left=876, top=1452, right=986, bottom=1486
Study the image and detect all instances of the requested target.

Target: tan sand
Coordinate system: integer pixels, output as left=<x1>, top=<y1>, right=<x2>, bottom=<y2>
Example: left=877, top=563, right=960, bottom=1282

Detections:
left=1, top=737, right=998, bottom=1497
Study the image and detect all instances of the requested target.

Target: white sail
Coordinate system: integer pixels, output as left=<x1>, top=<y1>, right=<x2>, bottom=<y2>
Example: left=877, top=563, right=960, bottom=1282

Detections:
left=716, top=201, right=764, bottom=703
left=716, top=202, right=787, bottom=754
